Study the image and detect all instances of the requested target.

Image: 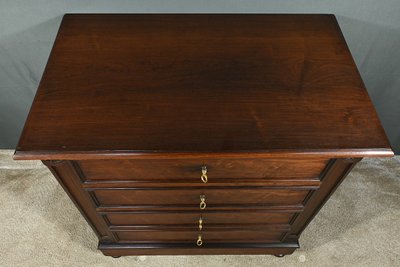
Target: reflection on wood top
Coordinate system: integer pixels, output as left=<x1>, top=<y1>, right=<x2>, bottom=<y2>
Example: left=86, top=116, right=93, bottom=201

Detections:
left=15, top=14, right=393, bottom=159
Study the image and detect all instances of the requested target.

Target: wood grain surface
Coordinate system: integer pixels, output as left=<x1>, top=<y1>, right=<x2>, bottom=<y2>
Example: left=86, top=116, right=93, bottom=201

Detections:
left=16, top=15, right=394, bottom=257
left=77, top=157, right=328, bottom=180
left=14, top=14, right=392, bottom=159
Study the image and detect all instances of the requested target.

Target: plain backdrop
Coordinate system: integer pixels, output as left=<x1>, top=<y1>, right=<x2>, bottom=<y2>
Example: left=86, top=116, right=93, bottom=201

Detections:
left=0, top=0, right=399, bottom=154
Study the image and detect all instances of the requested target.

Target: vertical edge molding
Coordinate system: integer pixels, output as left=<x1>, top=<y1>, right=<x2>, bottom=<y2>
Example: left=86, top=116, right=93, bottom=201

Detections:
left=287, top=158, right=362, bottom=238
left=42, top=160, right=115, bottom=244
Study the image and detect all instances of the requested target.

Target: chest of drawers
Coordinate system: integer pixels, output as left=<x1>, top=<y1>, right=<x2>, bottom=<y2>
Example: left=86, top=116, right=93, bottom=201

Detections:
left=14, top=14, right=393, bottom=257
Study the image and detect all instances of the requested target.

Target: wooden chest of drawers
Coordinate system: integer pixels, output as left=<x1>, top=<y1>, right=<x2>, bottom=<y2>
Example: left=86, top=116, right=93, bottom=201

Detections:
left=14, top=14, right=393, bottom=257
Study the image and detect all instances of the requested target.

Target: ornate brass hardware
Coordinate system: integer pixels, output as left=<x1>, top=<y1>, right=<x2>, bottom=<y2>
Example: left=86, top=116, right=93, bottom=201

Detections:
left=197, top=234, right=203, bottom=246
left=199, top=195, right=206, bottom=210
left=198, top=216, right=203, bottom=230
left=201, top=166, right=208, bottom=183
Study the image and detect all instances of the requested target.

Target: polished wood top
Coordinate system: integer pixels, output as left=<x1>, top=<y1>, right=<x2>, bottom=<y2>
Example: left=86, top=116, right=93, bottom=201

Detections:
left=15, top=14, right=393, bottom=159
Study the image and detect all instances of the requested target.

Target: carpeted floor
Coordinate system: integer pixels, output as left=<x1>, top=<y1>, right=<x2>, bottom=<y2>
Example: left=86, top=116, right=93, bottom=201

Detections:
left=0, top=150, right=399, bottom=267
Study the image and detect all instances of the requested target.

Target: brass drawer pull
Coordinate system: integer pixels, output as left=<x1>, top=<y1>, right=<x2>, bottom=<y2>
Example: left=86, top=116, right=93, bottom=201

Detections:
left=199, top=195, right=206, bottom=210
left=198, top=216, right=203, bottom=230
left=197, top=234, right=203, bottom=246
left=201, top=166, right=208, bottom=183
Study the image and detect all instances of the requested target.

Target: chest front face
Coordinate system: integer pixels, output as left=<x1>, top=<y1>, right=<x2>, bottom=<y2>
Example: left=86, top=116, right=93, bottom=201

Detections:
left=42, top=156, right=360, bottom=256
left=15, top=14, right=392, bottom=257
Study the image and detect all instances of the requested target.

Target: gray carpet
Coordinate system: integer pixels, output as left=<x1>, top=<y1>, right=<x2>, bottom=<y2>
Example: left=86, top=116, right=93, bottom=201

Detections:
left=0, top=150, right=399, bottom=266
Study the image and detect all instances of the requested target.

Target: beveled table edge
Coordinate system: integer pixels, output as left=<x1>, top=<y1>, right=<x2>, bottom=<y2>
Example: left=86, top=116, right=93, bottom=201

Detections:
left=13, top=148, right=394, bottom=160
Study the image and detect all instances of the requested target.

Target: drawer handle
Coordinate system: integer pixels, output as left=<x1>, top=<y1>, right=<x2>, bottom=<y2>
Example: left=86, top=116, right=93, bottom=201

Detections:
left=197, top=234, right=203, bottom=246
left=198, top=216, right=203, bottom=230
left=199, top=195, right=206, bottom=210
left=201, top=166, right=208, bottom=183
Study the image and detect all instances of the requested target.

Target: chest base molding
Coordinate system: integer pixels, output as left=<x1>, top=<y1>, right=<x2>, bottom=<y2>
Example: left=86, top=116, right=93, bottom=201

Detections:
left=99, top=241, right=299, bottom=256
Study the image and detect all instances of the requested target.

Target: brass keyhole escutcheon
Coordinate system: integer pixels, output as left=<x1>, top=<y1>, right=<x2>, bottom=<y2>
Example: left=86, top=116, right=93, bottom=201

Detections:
left=197, top=234, right=203, bottom=246
left=199, top=195, right=206, bottom=210
left=198, top=217, right=203, bottom=231
left=201, top=166, right=208, bottom=183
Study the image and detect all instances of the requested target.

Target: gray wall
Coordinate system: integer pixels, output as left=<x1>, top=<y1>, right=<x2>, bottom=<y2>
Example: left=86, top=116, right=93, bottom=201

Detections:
left=1, top=0, right=399, bottom=154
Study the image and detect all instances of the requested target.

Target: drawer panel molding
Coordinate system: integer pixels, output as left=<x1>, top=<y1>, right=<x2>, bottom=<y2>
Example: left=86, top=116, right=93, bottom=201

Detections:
left=90, top=188, right=315, bottom=207
left=77, top=158, right=330, bottom=182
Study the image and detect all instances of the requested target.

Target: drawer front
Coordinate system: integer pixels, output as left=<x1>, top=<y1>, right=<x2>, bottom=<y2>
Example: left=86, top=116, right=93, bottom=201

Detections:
left=77, top=158, right=328, bottom=181
left=106, top=211, right=296, bottom=226
left=115, top=229, right=285, bottom=243
left=92, top=188, right=311, bottom=207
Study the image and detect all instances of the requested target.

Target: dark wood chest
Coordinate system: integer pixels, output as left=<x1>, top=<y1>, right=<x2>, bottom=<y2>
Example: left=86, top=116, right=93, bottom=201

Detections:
left=14, top=14, right=393, bottom=257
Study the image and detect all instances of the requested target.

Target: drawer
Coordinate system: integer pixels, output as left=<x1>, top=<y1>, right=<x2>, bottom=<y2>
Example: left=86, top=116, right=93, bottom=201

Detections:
left=77, top=157, right=329, bottom=181
left=105, top=211, right=296, bottom=226
left=92, top=188, right=312, bottom=207
left=115, top=229, right=286, bottom=243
